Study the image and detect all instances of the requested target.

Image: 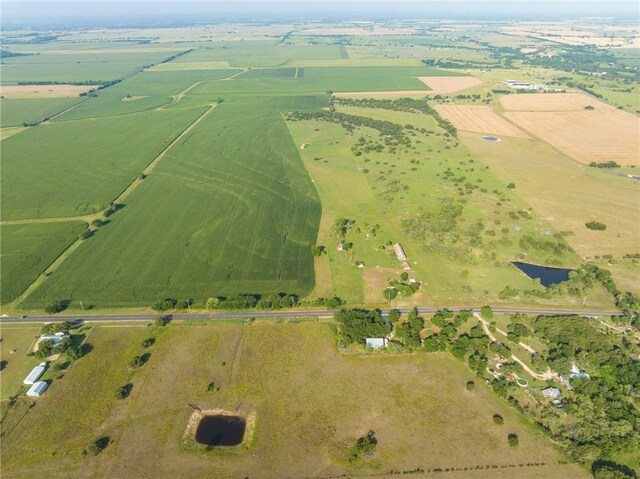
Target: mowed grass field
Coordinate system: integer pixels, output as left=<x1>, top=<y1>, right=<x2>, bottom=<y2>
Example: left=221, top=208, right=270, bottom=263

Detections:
left=0, top=222, right=86, bottom=304
left=0, top=322, right=589, bottom=479
left=21, top=98, right=322, bottom=308
left=1, top=107, right=205, bottom=220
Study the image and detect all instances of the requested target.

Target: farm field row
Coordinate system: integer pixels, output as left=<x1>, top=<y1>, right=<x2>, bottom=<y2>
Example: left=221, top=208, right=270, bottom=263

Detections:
left=19, top=98, right=322, bottom=308
left=0, top=322, right=588, bottom=479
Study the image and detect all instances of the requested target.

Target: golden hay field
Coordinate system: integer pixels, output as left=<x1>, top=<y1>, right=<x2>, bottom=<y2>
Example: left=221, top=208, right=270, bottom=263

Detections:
left=500, top=92, right=599, bottom=111
left=0, top=84, right=97, bottom=98
left=434, top=105, right=530, bottom=138
left=501, top=94, right=640, bottom=166
left=418, top=76, right=483, bottom=94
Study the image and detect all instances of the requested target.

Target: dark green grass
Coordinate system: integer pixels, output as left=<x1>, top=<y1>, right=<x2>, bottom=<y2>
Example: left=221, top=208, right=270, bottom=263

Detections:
left=0, top=97, right=84, bottom=127
left=1, top=107, right=206, bottom=220
left=23, top=98, right=322, bottom=308
left=0, top=221, right=86, bottom=304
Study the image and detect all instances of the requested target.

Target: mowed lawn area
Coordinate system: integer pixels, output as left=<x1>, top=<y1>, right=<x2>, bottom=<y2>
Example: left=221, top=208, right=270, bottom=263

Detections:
left=0, top=322, right=589, bottom=479
left=0, top=222, right=86, bottom=305
left=22, top=98, right=322, bottom=307
left=1, top=107, right=206, bottom=220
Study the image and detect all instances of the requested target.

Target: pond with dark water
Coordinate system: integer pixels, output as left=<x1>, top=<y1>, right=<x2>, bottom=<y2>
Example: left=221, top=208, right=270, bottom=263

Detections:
left=512, top=261, right=574, bottom=287
left=195, top=415, right=246, bottom=446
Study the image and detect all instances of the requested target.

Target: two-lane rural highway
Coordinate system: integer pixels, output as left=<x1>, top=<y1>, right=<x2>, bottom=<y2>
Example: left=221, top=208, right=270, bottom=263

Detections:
left=0, top=306, right=621, bottom=324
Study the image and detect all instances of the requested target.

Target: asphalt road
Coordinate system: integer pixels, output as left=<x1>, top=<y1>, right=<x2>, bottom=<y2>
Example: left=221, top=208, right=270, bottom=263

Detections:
left=0, top=306, right=621, bottom=324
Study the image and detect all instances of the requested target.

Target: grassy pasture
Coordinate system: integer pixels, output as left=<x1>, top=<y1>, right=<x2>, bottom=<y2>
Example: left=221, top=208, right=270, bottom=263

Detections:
left=0, top=327, right=42, bottom=401
left=460, top=133, right=640, bottom=293
left=286, top=105, right=613, bottom=308
left=0, top=222, right=87, bottom=305
left=0, top=322, right=587, bottom=478
left=0, top=97, right=84, bottom=127
left=1, top=107, right=206, bottom=220
left=22, top=99, right=321, bottom=308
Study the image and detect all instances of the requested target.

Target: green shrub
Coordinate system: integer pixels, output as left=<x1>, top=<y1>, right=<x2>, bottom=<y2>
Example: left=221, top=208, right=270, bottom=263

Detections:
left=585, top=221, right=607, bottom=231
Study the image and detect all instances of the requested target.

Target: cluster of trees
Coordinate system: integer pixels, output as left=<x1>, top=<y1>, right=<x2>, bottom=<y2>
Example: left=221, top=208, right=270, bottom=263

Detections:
left=349, top=430, right=377, bottom=462
left=35, top=322, right=83, bottom=360
left=335, top=96, right=457, bottom=137
left=586, top=221, right=607, bottom=231
left=530, top=315, right=640, bottom=459
left=384, top=280, right=420, bottom=300
left=44, top=301, right=68, bottom=314
left=335, top=309, right=389, bottom=345
left=287, top=110, right=407, bottom=141
left=588, top=161, right=621, bottom=169
left=519, top=234, right=572, bottom=256
left=152, top=293, right=345, bottom=312
left=394, top=308, right=424, bottom=347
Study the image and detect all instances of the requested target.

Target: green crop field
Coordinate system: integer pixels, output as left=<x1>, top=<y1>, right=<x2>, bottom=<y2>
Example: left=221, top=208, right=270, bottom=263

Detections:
left=0, top=322, right=588, bottom=479
left=0, top=221, right=86, bottom=304
left=1, top=107, right=205, bottom=220
left=0, top=97, right=84, bottom=127
left=20, top=98, right=322, bottom=308
left=0, top=51, right=184, bottom=84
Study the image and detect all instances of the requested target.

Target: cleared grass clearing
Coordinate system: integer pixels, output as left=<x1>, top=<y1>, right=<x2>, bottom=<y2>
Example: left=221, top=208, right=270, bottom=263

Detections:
left=22, top=99, right=321, bottom=308
left=0, top=222, right=87, bottom=305
left=0, top=323, right=587, bottom=479
left=418, top=76, right=483, bottom=94
left=460, top=132, right=640, bottom=291
left=1, top=107, right=206, bottom=220
left=434, top=105, right=530, bottom=137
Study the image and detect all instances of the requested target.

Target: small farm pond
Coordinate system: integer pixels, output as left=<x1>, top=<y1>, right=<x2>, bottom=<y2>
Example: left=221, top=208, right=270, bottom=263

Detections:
left=482, top=136, right=500, bottom=142
left=195, top=415, right=246, bottom=446
left=512, top=261, right=573, bottom=287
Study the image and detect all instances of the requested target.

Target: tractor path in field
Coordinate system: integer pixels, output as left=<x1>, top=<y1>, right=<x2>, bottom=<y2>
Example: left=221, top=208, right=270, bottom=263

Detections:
left=7, top=104, right=219, bottom=311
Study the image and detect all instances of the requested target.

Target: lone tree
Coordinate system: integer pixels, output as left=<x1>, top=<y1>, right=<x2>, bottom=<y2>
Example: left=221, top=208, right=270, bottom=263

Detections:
left=349, top=430, right=377, bottom=462
left=508, top=433, right=519, bottom=447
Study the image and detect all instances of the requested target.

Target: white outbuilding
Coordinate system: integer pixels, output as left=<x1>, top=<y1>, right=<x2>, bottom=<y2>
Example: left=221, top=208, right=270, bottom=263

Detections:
left=26, top=381, right=49, bottom=397
left=366, top=338, right=388, bottom=349
left=23, top=362, right=47, bottom=385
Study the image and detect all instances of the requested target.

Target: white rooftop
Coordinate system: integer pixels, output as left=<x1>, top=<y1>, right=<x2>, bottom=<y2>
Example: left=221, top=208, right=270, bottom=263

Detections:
left=26, top=381, right=48, bottom=397
left=23, top=362, right=47, bottom=385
